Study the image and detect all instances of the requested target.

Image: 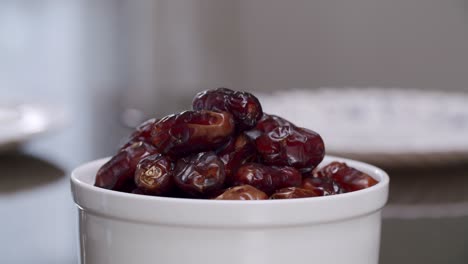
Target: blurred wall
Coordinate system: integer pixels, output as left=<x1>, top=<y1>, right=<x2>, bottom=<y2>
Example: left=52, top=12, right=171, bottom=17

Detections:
left=119, top=0, right=468, bottom=118
left=119, top=0, right=241, bottom=118
left=1, top=0, right=468, bottom=156
left=237, top=0, right=468, bottom=91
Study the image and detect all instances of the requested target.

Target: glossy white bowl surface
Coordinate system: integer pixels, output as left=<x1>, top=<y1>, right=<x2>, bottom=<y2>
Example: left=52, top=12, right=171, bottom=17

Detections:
left=71, top=156, right=389, bottom=264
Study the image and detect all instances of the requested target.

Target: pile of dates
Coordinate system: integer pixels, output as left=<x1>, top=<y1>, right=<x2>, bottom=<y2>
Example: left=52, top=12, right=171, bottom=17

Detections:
left=95, top=88, right=378, bottom=200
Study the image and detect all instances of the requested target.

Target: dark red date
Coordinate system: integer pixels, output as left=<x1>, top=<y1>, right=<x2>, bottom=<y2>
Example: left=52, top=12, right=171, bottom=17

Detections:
left=255, top=126, right=325, bottom=172
left=132, top=118, right=158, bottom=141
left=192, top=88, right=263, bottom=131
left=119, top=118, right=158, bottom=150
left=301, top=177, right=340, bottom=196
left=233, top=163, right=302, bottom=195
left=215, top=185, right=268, bottom=200
left=315, top=162, right=378, bottom=192
left=95, top=141, right=158, bottom=191
left=245, top=113, right=295, bottom=140
left=256, top=114, right=295, bottom=133
left=134, top=154, right=174, bottom=196
left=174, top=152, right=226, bottom=197
left=151, top=110, right=235, bottom=157
left=270, top=187, right=320, bottom=199
left=217, top=133, right=257, bottom=183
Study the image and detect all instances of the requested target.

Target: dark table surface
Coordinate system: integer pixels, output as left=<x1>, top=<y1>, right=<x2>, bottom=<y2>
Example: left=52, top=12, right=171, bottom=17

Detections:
left=0, top=151, right=77, bottom=264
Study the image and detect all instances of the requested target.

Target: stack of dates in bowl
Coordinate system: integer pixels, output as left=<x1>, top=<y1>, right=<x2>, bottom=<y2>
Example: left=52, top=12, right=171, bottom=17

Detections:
left=71, top=88, right=389, bottom=264
left=94, top=88, right=378, bottom=200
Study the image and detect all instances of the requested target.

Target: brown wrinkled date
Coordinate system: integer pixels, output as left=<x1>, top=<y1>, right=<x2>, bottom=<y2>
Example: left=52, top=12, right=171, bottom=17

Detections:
left=216, top=133, right=257, bottom=183
left=301, top=177, right=341, bottom=196
left=119, top=118, right=158, bottom=150
left=246, top=113, right=296, bottom=139
left=94, top=88, right=379, bottom=199
left=233, top=163, right=302, bottom=195
left=193, top=88, right=263, bottom=131
left=134, top=154, right=174, bottom=196
left=151, top=110, right=234, bottom=157
left=255, top=126, right=325, bottom=173
left=131, top=118, right=158, bottom=142
left=174, top=152, right=225, bottom=197
left=270, top=187, right=320, bottom=199
left=95, top=141, right=158, bottom=192
left=215, top=185, right=268, bottom=200
left=314, top=162, right=378, bottom=192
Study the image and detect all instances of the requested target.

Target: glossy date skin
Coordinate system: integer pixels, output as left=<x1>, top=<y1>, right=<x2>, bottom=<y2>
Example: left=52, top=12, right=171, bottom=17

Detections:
left=255, top=114, right=295, bottom=133
left=92, top=88, right=382, bottom=200
left=301, top=177, right=341, bottom=196
left=215, top=185, right=268, bottom=200
left=95, top=141, right=158, bottom=192
left=233, top=163, right=302, bottom=195
left=151, top=110, right=235, bottom=157
left=119, top=118, right=158, bottom=150
left=134, top=154, right=174, bottom=196
left=132, top=118, right=158, bottom=141
left=270, top=187, right=320, bottom=199
left=314, top=162, right=378, bottom=192
left=216, top=133, right=257, bottom=183
left=245, top=113, right=296, bottom=140
left=255, top=126, right=325, bottom=172
left=193, top=88, right=263, bottom=131
left=174, top=152, right=226, bottom=197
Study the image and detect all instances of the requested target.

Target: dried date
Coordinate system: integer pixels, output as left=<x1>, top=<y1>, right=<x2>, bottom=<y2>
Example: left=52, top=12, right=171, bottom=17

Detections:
left=315, top=162, right=378, bottom=192
left=174, top=152, right=226, bottom=197
left=151, top=110, right=235, bottom=157
left=255, top=126, right=325, bottom=172
left=233, top=163, right=302, bottom=195
left=270, top=187, right=320, bottom=199
left=134, top=154, right=174, bottom=196
left=215, top=185, right=268, bottom=200
left=217, top=133, right=257, bottom=183
left=193, top=88, right=263, bottom=131
left=95, top=141, right=158, bottom=191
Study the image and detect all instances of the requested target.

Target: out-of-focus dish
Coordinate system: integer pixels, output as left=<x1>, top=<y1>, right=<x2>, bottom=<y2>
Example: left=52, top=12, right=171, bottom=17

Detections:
left=258, top=88, right=468, bottom=166
left=0, top=104, right=64, bottom=151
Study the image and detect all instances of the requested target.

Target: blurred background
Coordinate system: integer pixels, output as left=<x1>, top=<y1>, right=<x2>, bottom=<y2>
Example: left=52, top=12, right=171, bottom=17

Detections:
left=1, top=0, right=467, bottom=263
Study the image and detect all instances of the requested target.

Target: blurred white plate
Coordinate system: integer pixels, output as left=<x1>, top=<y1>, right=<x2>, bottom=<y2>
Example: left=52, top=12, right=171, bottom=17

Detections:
left=0, top=104, right=64, bottom=151
left=258, top=88, right=468, bottom=166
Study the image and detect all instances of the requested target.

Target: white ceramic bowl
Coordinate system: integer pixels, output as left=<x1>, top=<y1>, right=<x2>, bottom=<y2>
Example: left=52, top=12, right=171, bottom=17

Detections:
left=71, top=156, right=389, bottom=264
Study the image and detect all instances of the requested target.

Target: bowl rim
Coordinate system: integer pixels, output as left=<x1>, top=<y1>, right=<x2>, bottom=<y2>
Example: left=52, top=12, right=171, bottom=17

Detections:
left=71, top=155, right=389, bottom=227
left=71, top=155, right=389, bottom=205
